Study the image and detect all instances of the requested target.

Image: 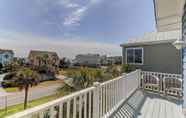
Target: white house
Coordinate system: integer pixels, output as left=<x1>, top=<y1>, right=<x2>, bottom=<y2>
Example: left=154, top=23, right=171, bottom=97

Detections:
left=0, top=49, right=14, bottom=67
left=74, top=54, right=104, bottom=67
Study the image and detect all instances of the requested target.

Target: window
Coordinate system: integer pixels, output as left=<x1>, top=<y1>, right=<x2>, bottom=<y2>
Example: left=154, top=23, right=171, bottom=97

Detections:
left=126, top=47, right=143, bottom=65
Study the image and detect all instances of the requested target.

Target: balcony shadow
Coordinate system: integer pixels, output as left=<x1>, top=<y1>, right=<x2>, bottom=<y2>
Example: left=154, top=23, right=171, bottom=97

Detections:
left=110, top=89, right=183, bottom=118
left=110, top=89, right=147, bottom=118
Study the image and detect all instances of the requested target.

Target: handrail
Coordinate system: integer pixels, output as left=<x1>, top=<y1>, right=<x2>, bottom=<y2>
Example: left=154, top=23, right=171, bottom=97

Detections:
left=6, top=70, right=141, bottom=118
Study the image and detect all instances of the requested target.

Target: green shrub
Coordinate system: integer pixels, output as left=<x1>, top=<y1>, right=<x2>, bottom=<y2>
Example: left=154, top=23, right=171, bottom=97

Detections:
left=121, top=64, right=132, bottom=73
left=4, top=72, right=16, bottom=80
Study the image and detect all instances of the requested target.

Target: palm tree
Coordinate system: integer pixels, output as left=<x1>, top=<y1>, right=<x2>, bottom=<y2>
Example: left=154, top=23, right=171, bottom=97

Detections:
left=14, top=68, right=40, bottom=109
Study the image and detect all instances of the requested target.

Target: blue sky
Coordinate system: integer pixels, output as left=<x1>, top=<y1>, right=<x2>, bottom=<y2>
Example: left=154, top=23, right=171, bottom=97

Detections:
left=0, top=0, right=155, bottom=58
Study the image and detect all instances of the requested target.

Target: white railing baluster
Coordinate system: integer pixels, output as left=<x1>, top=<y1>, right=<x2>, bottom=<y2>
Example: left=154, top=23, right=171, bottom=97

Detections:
left=59, top=103, right=63, bottom=118
left=84, top=93, right=87, bottom=118
left=50, top=106, right=55, bottom=118
left=79, top=95, right=82, bottom=118
left=93, top=82, right=101, bottom=118
left=39, top=112, right=44, bottom=118
left=100, top=87, right=102, bottom=117
left=67, top=100, right=70, bottom=118
left=73, top=97, right=77, bottom=118
left=105, top=84, right=108, bottom=113
left=88, top=91, right=92, bottom=118
left=102, top=85, right=105, bottom=115
left=107, top=83, right=110, bottom=114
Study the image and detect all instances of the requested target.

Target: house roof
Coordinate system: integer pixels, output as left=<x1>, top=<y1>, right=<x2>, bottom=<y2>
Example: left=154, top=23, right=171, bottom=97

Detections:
left=153, top=0, right=183, bottom=32
left=28, top=50, right=59, bottom=59
left=120, top=30, right=181, bottom=47
left=0, top=49, right=14, bottom=54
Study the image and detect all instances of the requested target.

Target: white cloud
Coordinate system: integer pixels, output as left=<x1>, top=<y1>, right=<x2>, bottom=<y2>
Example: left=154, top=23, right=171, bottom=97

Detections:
left=63, top=0, right=102, bottom=27
left=0, top=32, right=121, bottom=59
left=60, top=0, right=79, bottom=8
left=64, top=7, right=87, bottom=26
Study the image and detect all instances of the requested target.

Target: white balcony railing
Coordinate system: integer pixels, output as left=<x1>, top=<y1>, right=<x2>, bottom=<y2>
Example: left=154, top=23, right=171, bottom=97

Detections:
left=6, top=70, right=141, bottom=118
left=141, top=71, right=182, bottom=97
left=6, top=70, right=182, bottom=118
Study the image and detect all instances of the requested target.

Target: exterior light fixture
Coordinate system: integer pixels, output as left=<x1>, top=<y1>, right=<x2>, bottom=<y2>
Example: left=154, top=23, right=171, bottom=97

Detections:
left=173, top=38, right=185, bottom=50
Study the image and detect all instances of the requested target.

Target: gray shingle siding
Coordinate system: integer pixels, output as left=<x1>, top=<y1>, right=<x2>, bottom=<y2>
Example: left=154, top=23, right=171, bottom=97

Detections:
left=122, top=43, right=181, bottom=74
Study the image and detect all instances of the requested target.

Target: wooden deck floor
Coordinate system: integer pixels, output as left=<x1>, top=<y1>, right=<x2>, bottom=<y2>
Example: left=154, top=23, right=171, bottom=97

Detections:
left=111, top=90, right=184, bottom=118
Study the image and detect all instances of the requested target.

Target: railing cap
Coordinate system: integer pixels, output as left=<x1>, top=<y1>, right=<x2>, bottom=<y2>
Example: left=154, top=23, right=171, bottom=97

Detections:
left=93, top=82, right=101, bottom=87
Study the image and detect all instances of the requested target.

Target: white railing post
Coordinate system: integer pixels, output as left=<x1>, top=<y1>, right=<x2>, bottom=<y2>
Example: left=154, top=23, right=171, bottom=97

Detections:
left=136, top=69, right=142, bottom=88
left=93, top=82, right=101, bottom=118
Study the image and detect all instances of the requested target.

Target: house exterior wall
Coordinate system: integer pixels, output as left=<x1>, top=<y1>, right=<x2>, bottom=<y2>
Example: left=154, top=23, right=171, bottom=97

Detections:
left=75, top=54, right=101, bottom=67
left=122, top=43, right=181, bottom=74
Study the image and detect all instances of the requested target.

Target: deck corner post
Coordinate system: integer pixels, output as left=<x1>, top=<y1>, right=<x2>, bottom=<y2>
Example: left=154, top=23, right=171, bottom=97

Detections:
left=136, top=69, right=142, bottom=88
left=93, top=82, right=101, bottom=118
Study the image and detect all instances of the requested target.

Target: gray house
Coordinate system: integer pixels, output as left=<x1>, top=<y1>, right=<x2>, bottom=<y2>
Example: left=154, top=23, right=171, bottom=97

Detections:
left=121, top=30, right=182, bottom=74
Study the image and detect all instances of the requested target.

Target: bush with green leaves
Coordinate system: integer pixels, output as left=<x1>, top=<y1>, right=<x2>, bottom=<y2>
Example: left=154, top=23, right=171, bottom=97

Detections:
left=121, top=64, right=133, bottom=73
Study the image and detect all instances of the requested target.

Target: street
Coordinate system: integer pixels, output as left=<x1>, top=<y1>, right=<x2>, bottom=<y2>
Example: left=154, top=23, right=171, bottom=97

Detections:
left=0, top=82, right=62, bottom=109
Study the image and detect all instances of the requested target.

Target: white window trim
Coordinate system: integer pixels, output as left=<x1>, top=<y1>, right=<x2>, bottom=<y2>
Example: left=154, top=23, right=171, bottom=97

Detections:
left=125, top=47, right=144, bottom=65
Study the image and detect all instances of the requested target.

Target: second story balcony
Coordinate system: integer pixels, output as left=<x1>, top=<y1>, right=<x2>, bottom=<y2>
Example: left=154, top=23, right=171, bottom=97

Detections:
left=6, top=70, right=184, bottom=118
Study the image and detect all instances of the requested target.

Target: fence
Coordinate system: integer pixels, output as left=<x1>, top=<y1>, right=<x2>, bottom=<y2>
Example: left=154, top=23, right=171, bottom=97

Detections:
left=6, top=70, right=141, bottom=118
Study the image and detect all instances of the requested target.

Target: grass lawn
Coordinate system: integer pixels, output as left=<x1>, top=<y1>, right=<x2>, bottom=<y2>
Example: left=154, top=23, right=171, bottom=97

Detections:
left=0, top=92, right=66, bottom=118
left=4, top=87, right=18, bottom=92
left=4, top=80, right=63, bottom=93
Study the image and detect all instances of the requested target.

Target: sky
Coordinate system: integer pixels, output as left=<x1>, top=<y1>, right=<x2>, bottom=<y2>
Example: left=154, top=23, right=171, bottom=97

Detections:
left=0, top=0, right=155, bottom=59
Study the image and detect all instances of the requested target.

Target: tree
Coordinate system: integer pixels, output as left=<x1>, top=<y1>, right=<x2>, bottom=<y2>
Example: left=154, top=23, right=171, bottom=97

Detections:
left=66, top=67, right=93, bottom=90
left=14, top=68, right=40, bottom=109
left=0, top=63, right=3, bottom=71
left=59, top=58, right=71, bottom=68
left=110, top=65, right=121, bottom=78
left=93, top=69, right=105, bottom=82
left=121, top=64, right=133, bottom=73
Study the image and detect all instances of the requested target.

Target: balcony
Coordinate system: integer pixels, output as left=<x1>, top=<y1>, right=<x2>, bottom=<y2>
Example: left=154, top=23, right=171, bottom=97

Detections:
left=6, top=70, right=184, bottom=118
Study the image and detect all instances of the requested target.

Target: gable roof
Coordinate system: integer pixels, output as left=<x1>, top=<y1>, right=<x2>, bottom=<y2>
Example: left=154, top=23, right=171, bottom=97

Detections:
left=120, top=30, right=181, bottom=47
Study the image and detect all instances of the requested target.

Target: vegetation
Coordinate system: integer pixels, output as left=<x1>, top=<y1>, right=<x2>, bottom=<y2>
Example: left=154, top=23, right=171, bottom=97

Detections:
left=4, top=87, right=18, bottom=92
left=110, top=65, right=121, bottom=77
left=13, top=68, right=41, bottom=109
left=121, top=64, right=133, bottom=73
left=58, top=67, right=114, bottom=94
left=0, top=92, right=66, bottom=118
left=59, top=57, right=71, bottom=68
left=0, top=63, right=2, bottom=71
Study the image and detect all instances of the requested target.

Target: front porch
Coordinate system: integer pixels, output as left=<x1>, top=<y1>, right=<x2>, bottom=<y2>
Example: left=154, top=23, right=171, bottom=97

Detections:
left=6, top=70, right=184, bottom=118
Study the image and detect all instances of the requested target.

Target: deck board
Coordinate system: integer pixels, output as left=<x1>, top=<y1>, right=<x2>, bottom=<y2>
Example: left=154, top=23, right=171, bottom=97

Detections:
left=110, top=90, right=184, bottom=118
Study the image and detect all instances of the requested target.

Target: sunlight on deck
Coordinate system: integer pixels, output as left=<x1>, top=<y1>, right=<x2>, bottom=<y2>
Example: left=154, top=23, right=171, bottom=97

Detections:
left=111, top=90, right=184, bottom=118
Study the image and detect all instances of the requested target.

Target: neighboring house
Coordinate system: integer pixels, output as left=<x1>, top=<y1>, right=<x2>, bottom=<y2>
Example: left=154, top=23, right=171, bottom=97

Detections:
left=74, top=54, right=103, bottom=67
left=13, top=57, right=27, bottom=66
left=107, top=56, right=122, bottom=65
left=0, top=49, right=14, bottom=67
left=28, top=50, right=60, bottom=67
left=121, top=30, right=182, bottom=74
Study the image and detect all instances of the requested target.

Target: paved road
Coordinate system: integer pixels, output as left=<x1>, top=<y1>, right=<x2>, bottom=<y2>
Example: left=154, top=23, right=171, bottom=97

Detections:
left=0, top=73, right=8, bottom=94
left=0, top=84, right=62, bottom=109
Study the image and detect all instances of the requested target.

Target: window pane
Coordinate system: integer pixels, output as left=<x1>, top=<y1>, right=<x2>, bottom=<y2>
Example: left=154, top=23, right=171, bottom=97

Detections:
left=127, top=49, right=134, bottom=63
left=135, top=49, right=142, bottom=63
